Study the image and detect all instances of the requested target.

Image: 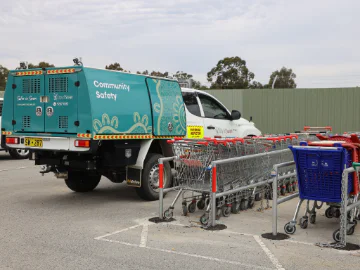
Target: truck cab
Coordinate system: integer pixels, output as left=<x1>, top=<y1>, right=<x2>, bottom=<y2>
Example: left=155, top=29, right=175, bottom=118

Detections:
left=1, top=66, right=261, bottom=200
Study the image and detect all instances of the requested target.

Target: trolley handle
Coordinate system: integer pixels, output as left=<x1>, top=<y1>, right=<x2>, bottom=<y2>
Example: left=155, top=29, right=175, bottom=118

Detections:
left=167, top=140, right=175, bottom=144
left=196, top=141, right=209, bottom=146
left=352, top=162, right=360, bottom=169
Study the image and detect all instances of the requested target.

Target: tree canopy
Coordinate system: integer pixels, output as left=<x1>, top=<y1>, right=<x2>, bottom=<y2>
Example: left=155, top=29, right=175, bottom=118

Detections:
left=0, top=65, right=9, bottom=91
left=268, top=67, right=297, bottom=88
left=28, top=62, right=55, bottom=69
left=105, top=62, right=124, bottom=71
left=207, top=56, right=255, bottom=89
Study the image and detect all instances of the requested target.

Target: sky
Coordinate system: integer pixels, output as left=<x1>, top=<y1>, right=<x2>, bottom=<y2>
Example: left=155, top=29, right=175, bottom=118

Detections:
left=0, top=0, right=359, bottom=88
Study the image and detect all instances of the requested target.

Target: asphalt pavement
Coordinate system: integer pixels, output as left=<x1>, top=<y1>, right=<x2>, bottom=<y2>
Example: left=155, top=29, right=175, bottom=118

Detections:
left=0, top=151, right=359, bottom=270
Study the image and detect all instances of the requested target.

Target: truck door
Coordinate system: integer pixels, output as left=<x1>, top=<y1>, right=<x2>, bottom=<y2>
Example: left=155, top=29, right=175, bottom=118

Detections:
left=44, top=69, right=79, bottom=133
left=146, top=78, right=186, bottom=136
left=13, top=71, right=45, bottom=133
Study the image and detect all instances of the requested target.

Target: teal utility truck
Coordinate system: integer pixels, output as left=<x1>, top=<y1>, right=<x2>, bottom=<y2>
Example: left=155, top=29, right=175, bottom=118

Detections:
left=1, top=65, right=261, bottom=200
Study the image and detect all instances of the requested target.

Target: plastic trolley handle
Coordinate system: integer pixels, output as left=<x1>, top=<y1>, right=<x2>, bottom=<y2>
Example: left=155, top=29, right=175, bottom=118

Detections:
left=353, top=162, right=360, bottom=170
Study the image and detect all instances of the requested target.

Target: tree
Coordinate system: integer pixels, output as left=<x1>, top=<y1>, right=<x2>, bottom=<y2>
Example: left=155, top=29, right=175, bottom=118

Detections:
left=248, top=81, right=264, bottom=89
left=268, top=67, right=296, bottom=88
left=150, top=71, right=169, bottom=77
left=173, top=71, right=193, bottom=80
left=0, top=65, right=9, bottom=91
left=28, top=62, right=55, bottom=68
left=105, top=62, right=124, bottom=71
left=207, top=56, right=255, bottom=89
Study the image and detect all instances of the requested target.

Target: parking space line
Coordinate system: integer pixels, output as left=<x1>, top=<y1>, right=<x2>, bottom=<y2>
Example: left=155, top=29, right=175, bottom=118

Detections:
left=0, top=166, right=36, bottom=173
left=139, top=225, right=149, bottom=248
left=253, top=235, right=285, bottom=270
left=96, top=237, right=139, bottom=247
left=94, top=224, right=141, bottom=240
left=143, top=246, right=275, bottom=270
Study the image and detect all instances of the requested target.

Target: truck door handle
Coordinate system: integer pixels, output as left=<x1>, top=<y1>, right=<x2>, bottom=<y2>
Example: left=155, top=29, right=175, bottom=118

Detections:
left=207, top=126, right=215, bottom=130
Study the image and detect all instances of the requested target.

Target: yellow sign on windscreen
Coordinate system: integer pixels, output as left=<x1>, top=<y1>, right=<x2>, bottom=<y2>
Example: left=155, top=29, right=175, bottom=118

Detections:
left=187, top=126, right=204, bottom=139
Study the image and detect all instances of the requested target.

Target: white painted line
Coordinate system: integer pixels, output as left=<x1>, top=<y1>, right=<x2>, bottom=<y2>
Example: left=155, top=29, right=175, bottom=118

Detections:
left=284, top=239, right=314, bottom=246
left=220, top=230, right=256, bottom=237
left=96, top=237, right=139, bottom=247
left=253, top=235, right=285, bottom=270
left=94, top=224, right=140, bottom=240
left=139, top=225, right=148, bottom=248
left=0, top=166, right=36, bottom=173
left=143, top=246, right=274, bottom=270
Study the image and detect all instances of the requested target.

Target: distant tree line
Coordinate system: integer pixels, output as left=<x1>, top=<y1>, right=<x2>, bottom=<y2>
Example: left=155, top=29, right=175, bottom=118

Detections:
left=0, top=58, right=297, bottom=91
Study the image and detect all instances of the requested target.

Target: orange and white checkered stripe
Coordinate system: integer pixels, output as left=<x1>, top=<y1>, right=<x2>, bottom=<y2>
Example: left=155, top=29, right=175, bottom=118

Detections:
left=77, top=133, right=92, bottom=138
left=1, top=131, right=12, bottom=135
left=15, top=70, right=43, bottom=76
left=47, top=68, right=76, bottom=75
left=92, top=135, right=185, bottom=140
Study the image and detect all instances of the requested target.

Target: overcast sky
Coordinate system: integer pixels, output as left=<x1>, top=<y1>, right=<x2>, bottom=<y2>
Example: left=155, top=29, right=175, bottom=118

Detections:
left=1, top=0, right=359, bottom=88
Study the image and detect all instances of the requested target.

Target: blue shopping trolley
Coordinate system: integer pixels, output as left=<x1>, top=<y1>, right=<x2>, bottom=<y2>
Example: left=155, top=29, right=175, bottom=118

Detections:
left=284, top=144, right=354, bottom=235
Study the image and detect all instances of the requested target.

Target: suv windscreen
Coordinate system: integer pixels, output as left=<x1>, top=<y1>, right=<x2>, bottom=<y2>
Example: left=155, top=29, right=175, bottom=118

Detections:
left=198, top=94, right=229, bottom=119
left=182, top=92, right=201, bottom=117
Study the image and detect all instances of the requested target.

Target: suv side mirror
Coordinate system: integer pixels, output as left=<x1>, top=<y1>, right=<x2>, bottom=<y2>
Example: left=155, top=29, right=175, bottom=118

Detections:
left=230, top=110, right=241, bottom=120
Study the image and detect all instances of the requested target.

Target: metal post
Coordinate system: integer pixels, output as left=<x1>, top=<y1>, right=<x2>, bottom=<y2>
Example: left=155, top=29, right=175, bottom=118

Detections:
left=340, top=168, right=349, bottom=246
left=159, top=161, right=164, bottom=220
left=210, top=164, right=217, bottom=227
left=272, top=166, right=278, bottom=236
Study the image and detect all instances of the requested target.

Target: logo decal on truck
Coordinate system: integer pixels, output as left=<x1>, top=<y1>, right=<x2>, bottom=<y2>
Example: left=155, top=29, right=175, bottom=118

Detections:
left=36, top=106, right=42, bottom=117
left=46, top=107, right=54, bottom=117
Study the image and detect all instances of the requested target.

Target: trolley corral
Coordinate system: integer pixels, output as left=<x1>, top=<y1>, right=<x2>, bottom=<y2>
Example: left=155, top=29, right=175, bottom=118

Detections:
left=153, top=127, right=360, bottom=250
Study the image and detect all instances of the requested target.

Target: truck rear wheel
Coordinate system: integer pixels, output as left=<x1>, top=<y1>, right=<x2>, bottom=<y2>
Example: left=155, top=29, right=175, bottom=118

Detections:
left=9, top=149, right=30, bottom=159
left=136, top=153, right=171, bottom=201
left=65, top=171, right=101, bottom=192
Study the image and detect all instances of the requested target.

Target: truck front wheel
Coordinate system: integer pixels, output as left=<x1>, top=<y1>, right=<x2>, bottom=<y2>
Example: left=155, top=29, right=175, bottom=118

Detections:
left=65, top=171, right=101, bottom=192
left=136, top=153, right=171, bottom=201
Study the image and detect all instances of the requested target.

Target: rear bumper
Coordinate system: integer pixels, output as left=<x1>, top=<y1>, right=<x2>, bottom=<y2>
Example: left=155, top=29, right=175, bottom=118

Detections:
left=5, top=135, right=92, bottom=152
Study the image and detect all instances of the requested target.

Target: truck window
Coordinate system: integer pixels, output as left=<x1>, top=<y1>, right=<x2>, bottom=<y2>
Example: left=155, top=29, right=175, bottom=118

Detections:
left=182, top=92, right=201, bottom=117
left=198, top=94, right=229, bottom=120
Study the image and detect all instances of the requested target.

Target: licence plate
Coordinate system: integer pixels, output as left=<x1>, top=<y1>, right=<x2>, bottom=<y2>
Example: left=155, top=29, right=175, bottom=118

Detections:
left=24, top=138, right=43, bottom=147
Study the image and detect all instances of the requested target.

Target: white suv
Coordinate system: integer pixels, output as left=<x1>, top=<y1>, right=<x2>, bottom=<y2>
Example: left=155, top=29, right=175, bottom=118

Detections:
left=181, top=88, right=261, bottom=138
left=0, top=98, right=30, bottom=159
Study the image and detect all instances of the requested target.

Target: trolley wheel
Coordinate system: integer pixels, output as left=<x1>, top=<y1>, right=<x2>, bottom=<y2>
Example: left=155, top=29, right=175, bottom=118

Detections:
left=333, top=229, right=340, bottom=242
left=216, top=208, right=222, bottom=220
left=200, top=214, right=209, bottom=226
left=309, top=214, right=316, bottom=224
left=255, top=193, right=262, bottom=201
left=197, top=200, right=206, bottom=210
left=334, top=208, right=341, bottom=218
left=300, top=217, right=308, bottom=229
left=231, top=202, right=241, bottom=214
left=347, top=224, right=356, bottom=235
left=163, top=209, right=173, bottom=220
left=292, top=182, right=297, bottom=192
left=286, top=184, right=292, bottom=193
left=268, top=191, right=273, bottom=200
left=182, top=204, right=188, bottom=216
left=188, top=202, right=196, bottom=213
left=240, top=199, right=248, bottom=211
left=248, top=198, right=255, bottom=209
left=284, top=222, right=296, bottom=234
left=222, top=206, right=231, bottom=217
left=325, top=207, right=333, bottom=218
left=280, top=187, right=286, bottom=196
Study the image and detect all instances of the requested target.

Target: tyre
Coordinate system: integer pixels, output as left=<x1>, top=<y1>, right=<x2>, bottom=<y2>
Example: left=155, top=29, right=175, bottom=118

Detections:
left=248, top=198, right=255, bottom=209
left=222, top=206, right=231, bottom=217
left=135, top=153, right=171, bottom=201
left=309, top=214, right=316, bottom=224
left=300, top=217, right=308, bottom=229
left=347, top=224, right=356, bottom=235
left=188, top=202, right=196, bottom=213
left=200, top=214, right=209, bottom=226
left=334, top=208, right=341, bottom=218
left=182, top=204, right=188, bottom=216
left=9, top=149, right=30, bottom=159
left=286, top=184, right=292, bottom=193
left=163, top=209, right=173, bottom=220
left=255, top=193, right=262, bottom=201
left=231, top=202, right=241, bottom=214
left=64, top=171, right=101, bottom=192
left=197, top=200, right=206, bottom=210
left=333, top=229, right=340, bottom=242
left=284, top=222, right=296, bottom=234
left=280, top=186, right=286, bottom=196
left=325, top=207, right=333, bottom=218
left=240, top=199, right=248, bottom=211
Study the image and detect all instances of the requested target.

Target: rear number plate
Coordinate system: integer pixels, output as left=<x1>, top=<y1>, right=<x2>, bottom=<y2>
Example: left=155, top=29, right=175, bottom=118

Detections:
left=25, top=138, right=43, bottom=148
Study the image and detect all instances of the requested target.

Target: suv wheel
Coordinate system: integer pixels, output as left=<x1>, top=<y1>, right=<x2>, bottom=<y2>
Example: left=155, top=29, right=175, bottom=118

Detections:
left=135, top=153, right=171, bottom=201
left=9, top=149, right=30, bottom=159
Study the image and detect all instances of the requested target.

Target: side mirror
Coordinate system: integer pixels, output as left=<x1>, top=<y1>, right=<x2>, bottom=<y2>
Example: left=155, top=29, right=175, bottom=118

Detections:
left=230, top=110, right=241, bottom=120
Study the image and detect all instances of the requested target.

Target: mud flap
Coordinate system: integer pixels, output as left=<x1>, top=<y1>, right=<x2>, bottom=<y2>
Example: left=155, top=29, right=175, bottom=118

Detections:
left=126, top=167, right=141, bottom=187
